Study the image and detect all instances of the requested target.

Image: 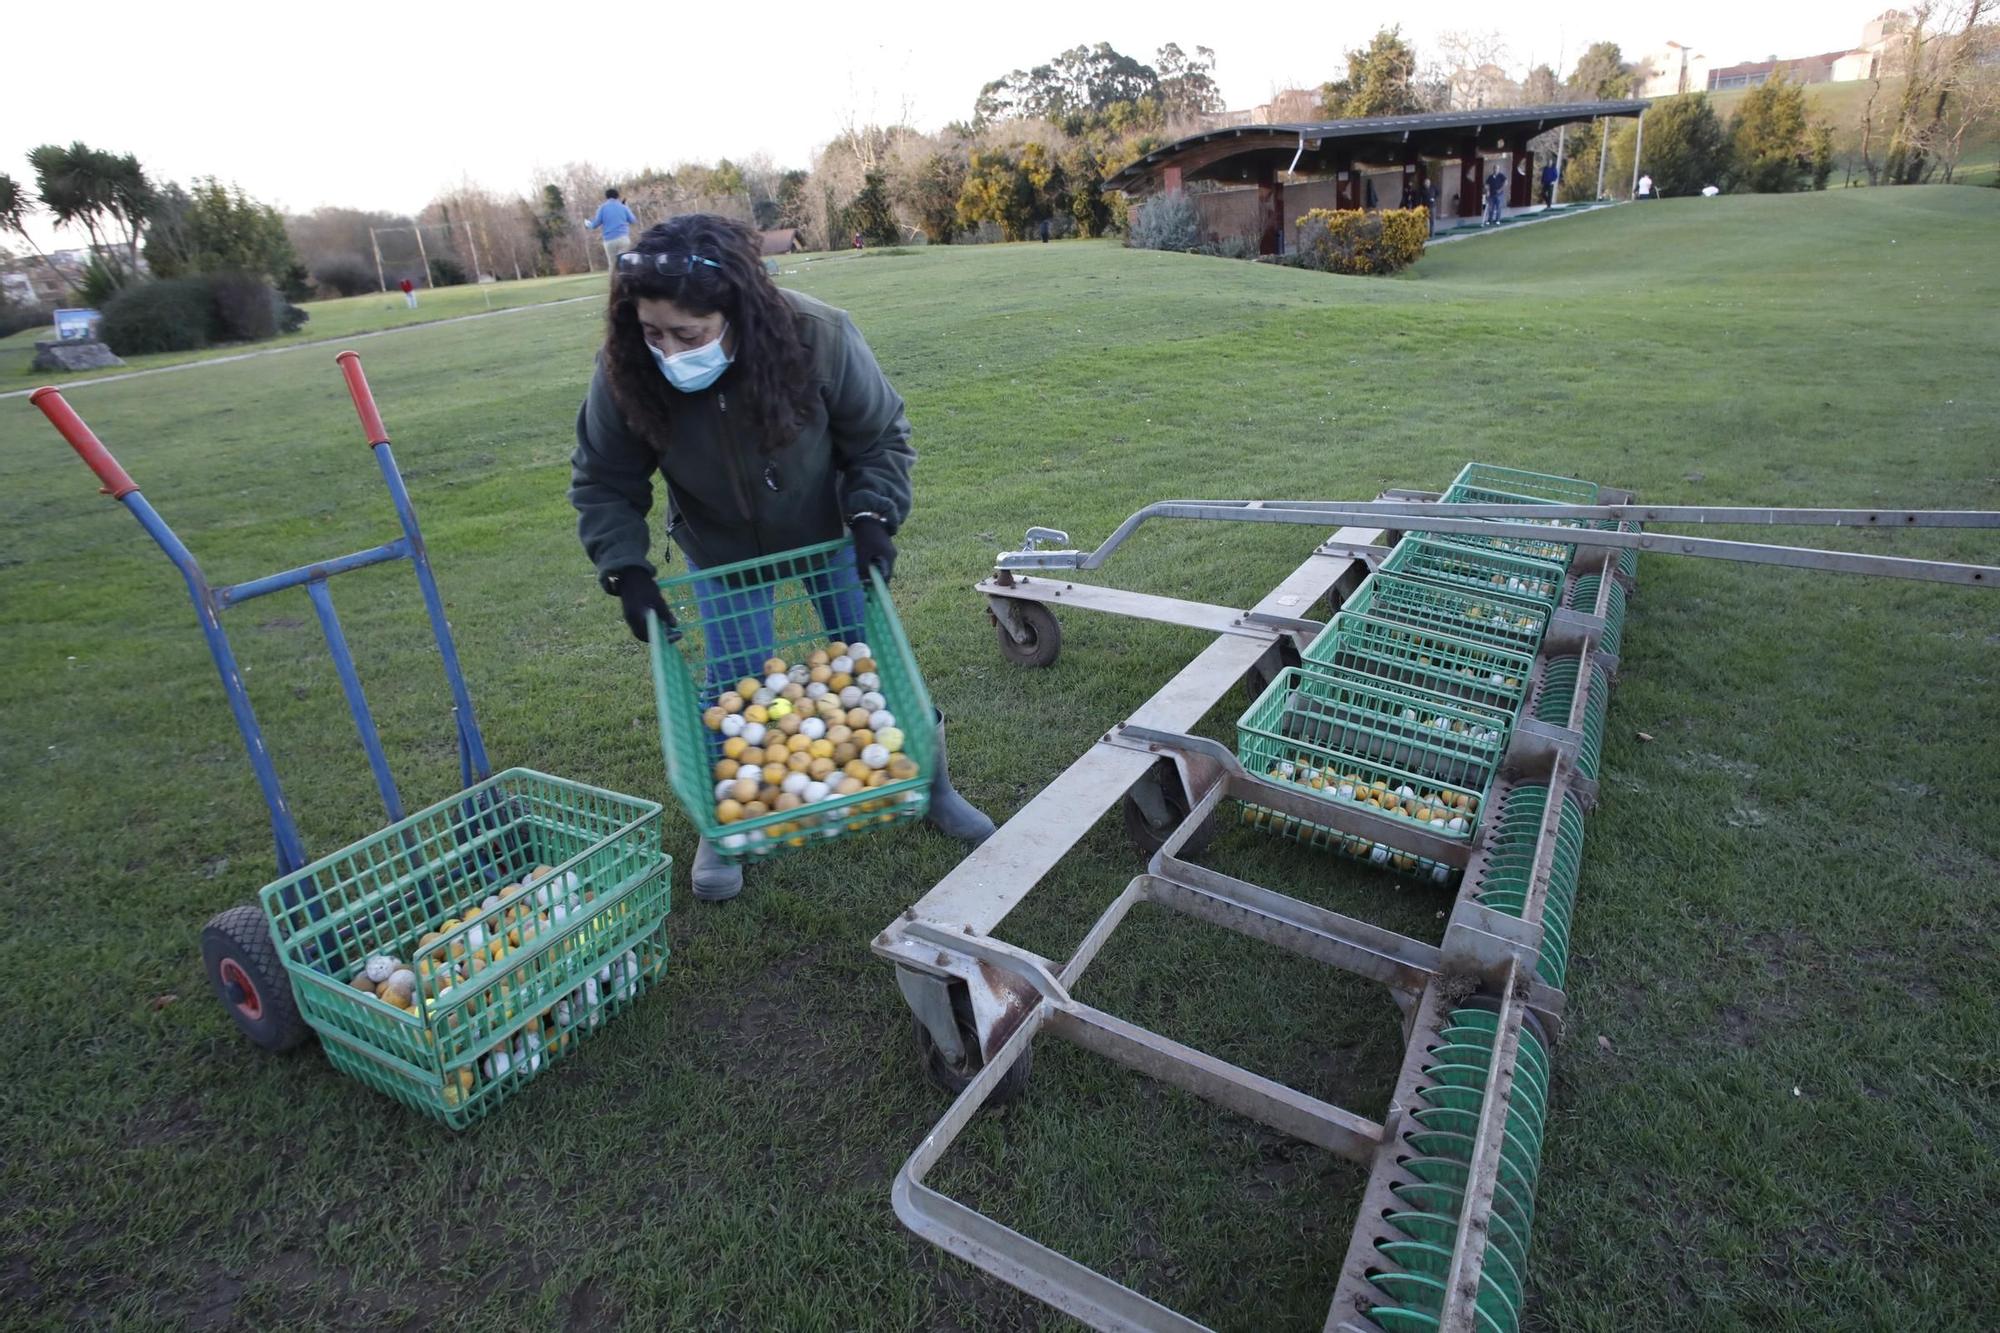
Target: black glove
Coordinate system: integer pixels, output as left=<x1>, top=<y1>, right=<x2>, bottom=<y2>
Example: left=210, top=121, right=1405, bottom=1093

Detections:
left=606, top=566, right=675, bottom=643
left=850, top=516, right=897, bottom=583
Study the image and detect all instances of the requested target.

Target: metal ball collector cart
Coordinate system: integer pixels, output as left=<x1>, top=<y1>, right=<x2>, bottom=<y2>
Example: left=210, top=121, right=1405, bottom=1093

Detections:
left=31, top=353, right=671, bottom=1128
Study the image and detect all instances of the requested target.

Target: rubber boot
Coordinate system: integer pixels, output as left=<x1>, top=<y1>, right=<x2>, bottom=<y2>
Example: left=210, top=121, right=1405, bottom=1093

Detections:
left=924, top=708, right=996, bottom=845
left=690, top=837, right=743, bottom=903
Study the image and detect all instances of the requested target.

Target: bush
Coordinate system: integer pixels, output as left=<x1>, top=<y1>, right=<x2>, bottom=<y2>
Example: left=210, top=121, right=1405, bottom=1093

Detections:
left=1293, top=207, right=1428, bottom=275
left=0, top=300, right=53, bottom=339
left=1204, top=233, right=1260, bottom=261
left=99, top=277, right=218, bottom=354
left=98, top=273, right=306, bottom=355
left=1125, top=191, right=1201, bottom=251
left=427, top=255, right=469, bottom=287
left=312, top=254, right=377, bottom=298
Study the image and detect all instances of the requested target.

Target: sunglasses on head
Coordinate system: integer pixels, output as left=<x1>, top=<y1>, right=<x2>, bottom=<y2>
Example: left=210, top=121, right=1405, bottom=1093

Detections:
left=616, top=251, right=724, bottom=276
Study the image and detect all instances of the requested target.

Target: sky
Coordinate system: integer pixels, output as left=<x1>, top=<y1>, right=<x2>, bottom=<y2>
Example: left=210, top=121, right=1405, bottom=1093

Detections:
left=6, top=0, right=1872, bottom=251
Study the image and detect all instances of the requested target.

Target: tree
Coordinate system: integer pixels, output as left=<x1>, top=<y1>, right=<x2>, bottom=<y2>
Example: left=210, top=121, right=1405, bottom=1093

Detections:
left=1321, top=27, right=1425, bottom=118
left=1882, top=2, right=1997, bottom=183
left=1567, top=42, right=1634, bottom=99
left=27, top=142, right=153, bottom=282
left=1810, top=125, right=1836, bottom=189
left=957, top=149, right=1036, bottom=241
left=1520, top=64, right=1562, bottom=104
left=145, top=178, right=298, bottom=282
left=1154, top=43, right=1224, bottom=123
left=897, top=152, right=966, bottom=244
left=851, top=172, right=899, bottom=246
left=1638, top=95, right=1729, bottom=196
left=536, top=184, right=572, bottom=270
left=1063, top=142, right=1114, bottom=237
left=1436, top=30, right=1512, bottom=110
left=976, top=42, right=1162, bottom=126
left=1729, top=74, right=1814, bottom=192
left=0, top=173, right=73, bottom=298
left=1020, top=143, right=1067, bottom=226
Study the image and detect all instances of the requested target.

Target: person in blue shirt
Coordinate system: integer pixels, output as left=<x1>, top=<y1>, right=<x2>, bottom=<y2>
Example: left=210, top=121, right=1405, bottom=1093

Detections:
left=584, top=188, right=639, bottom=268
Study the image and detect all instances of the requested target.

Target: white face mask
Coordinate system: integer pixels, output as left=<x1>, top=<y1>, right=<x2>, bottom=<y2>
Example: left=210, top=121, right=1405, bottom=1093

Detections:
left=649, top=322, right=731, bottom=393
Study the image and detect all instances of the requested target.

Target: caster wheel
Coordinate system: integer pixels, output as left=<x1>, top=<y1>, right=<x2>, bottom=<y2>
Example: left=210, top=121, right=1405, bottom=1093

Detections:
left=1122, top=761, right=1218, bottom=859
left=994, top=601, right=1060, bottom=668
left=913, top=994, right=1032, bottom=1104
left=201, top=903, right=309, bottom=1052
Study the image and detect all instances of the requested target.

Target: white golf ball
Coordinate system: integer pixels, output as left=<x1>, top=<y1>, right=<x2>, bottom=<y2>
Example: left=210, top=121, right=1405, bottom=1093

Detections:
left=715, top=779, right=734, bottom=801
left=720, top=713, right=745, bottom=737
left=839, top=685, right=863, bottom=707
left=787, top=664, right=811, bottom=684
left=753, top=687, right=776, bottom=706
left=764, top=673, right=788, bottom=691
left=861, top=743, right=890, bottom=769
left=831, top=655, right=853, bottom=674
left=848, top=642, right=871, bottom=660
left=799, top=717, right=826, bottom=740
left=805, top=682, right=828, bottom=700
left=856, top=671, right=880, bottom=690
left=860, top=691, right=886, bottom=713
left=721, top=832, right=747, bottom=850
left=742, top=722, right=767, bottom=747
left=802, top=781, right=830, bottom=803
left=868, top=709, right=895, bottom=731
left=781, top=772, right=809, bottom=796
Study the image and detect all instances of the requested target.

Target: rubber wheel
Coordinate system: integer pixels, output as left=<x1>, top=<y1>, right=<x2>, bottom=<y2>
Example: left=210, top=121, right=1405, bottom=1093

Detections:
left=1121, top=761, right=1219, bottom=859
left=913, top=990, right=1032, bottom=1105
left=994, top=600, right=1060, bottom=668
left=201, top=903, right=310, bottom=1052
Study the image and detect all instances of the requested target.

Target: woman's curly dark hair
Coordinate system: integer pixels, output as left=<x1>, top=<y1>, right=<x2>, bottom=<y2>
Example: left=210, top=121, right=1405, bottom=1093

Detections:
left=603, top=214, right=815, bottom=454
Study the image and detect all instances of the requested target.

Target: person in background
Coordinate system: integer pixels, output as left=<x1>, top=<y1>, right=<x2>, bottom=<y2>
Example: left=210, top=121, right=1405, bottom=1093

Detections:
left=1638, top=173, right=1656, bottom=200
left=584, top=188, right=639, bottom=268
left=1484, top=167, right=1507, bottom=226
left=1541, top=160, right=1559, bottom=209
left=398, top=276, right=417, bottom=309
left=1398, top=177, right=1416, bottom=210
left=1424, top=177, right=1439, bottom=235
left=568, top=214, right=996, bottom=902
left=1364, top=177, right=1378, bottom=211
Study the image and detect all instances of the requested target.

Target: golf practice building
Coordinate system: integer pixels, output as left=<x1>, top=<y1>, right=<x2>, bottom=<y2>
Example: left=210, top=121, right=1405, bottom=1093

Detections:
left=1107, top=100, right=1650, bottom=253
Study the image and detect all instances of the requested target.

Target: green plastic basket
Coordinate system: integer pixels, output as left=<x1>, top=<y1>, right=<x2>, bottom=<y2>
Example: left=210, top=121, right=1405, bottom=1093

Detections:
left=1339, top=573, right=1550, bottom=654
left=1382, top=538, right=1565, bottom=609
left=648, top=539, right=936, bottom=865
left=1434, top=483, right=1584, bottom=567
left=1236, top=667, right=1500, bottom=883
left=1447, top=462, right=1600, bottom=506
left=1301, top=612, right=1532, bottom=716
left=257, top=768, right=671, bottom=1128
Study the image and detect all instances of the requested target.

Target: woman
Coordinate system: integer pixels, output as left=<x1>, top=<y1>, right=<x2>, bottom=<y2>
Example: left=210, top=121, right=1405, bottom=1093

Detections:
left=569, top=214, right=994, bottom=902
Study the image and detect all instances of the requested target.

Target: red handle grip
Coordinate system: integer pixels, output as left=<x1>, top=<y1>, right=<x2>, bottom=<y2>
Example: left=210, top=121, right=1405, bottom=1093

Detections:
left=30, top=386, right=138, bottom=499
left=335, top=350, right=389, bottom=446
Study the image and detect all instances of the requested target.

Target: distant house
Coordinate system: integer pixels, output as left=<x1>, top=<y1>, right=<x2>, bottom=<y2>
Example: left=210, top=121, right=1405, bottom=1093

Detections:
left=759, top=229, right=801, bottom=256
left=1700, top=10, right=1913, bottom=92
left=1635, top=41, right=1710, bottom=97
left=1, top=271, right=36, bottom=307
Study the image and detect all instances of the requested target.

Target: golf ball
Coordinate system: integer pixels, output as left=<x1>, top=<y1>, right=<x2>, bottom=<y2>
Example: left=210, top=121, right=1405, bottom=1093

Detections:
left=802, top=780, right=830, bottom=803
left=861, top=744, right=890, bottom=770
left=868, top=709, right=895, bottom=731
left=721, top=714, right=745, bottom=737
left=848, top=642, right=871, bottom=660
left=839, top=685, right=863, bottom=707
left=742, top=722, right=767, bottom=747
left=799, top=717, right=826, bottom=740
left=805, top=682, right=828, bottom=700
left=764, top=673, right=788, bottom=691
left=781, top=772, right=809, bottom=796
left=831, top=655, right=853, bottom=674
left=860, top=691, right=886, bottom=713
left=856, top=672, right=880, bottom=690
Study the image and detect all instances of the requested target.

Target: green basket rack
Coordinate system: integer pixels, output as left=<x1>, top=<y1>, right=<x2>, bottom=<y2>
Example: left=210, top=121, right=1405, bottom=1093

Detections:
left=1381, top=537, right=1566, bottom=609
left=1301, top=611, right=1533, bottom=717
left=1336, top=572, right=1551, bottom=654
left=1446, top=462, right=1599, bottom=506
left=258, top=768, right=671, bottom=1128
left=648, top=539, right=937, bottom=865
left=1237, top=666, right=1502, bottom=882
left=1467, top=783, right=1586, bottom=988
left=1564, top=573, right=1628, bottom=658
left=1368, top=1004, right=1552, bottom=1333
left=1433, top=483, right=1584, bottom=567
left=1531, top=657, right=1610, bottom=781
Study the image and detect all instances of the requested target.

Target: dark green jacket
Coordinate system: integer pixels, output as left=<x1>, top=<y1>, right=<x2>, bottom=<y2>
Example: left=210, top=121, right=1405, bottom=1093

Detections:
left=569, top=288, right=915, bottom=577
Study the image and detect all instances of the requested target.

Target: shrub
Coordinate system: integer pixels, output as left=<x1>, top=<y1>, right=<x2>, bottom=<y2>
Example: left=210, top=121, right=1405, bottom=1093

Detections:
left=210, top=270, right=278, bottom=340
left=1205, top=233, right=1260, bottom=261
left=1125, top=191, right=1201, bottom=251
left=312, top=254, right=377, bottom=297
left=427, top=255, right=469, bottom=287
left=1293, top=207, right=1427, bottom=275
left=99, top=277, right=218, bottom=354
left=0, top=300, right=53, bottom=339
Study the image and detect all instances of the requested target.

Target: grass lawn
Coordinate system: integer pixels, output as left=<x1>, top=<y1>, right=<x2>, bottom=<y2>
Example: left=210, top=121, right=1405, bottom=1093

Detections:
left=1, top=187, right=1995, bottom=1331
left=0, top=272, right=609, bottom=386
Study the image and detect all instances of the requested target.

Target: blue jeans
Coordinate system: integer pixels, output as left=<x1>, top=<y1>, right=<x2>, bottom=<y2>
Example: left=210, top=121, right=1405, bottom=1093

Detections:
left=688, top=546, right=867, bottom=700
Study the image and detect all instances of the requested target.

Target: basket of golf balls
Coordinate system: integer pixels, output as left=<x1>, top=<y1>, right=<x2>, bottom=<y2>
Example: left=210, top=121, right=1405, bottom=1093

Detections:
left=647, top=538, right=937, bottom=864
left=257, top=769, right=671, bottom=1128
left=1236, top=667, right=1506, bottom=884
